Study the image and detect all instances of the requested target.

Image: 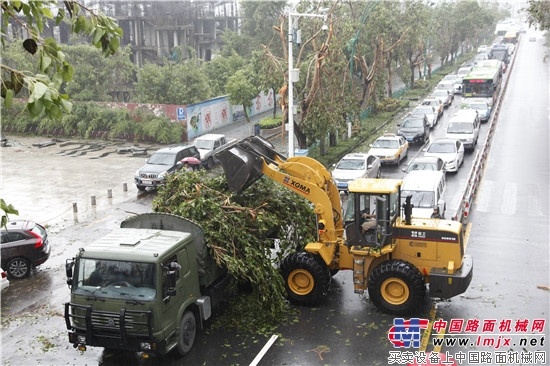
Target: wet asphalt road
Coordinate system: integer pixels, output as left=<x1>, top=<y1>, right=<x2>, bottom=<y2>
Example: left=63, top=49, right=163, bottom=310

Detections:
left=1, top=32, right=549, bottom=366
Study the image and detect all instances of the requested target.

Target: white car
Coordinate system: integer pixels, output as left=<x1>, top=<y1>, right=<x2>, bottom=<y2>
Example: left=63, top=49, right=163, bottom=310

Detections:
left=411, top=105, right=438, bottom=128
left=435, top=81, right=455, bottom=99
left=332, top=153, right=381, bottom=192
left=423, top=138, right=465, bottom=173
left=421, top=98, right=444, bottom=118
left=477, top=45, right=488, bottom=53
left=1, top=268, right=9, bottom=291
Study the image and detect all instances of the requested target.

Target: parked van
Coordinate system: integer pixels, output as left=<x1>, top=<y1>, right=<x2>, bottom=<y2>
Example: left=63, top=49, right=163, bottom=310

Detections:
left=445, top=109, right=480, bottom=151
left=401, top=170, right=447, bottom=219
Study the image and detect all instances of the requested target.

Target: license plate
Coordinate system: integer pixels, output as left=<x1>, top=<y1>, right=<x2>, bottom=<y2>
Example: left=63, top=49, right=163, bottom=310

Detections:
left=337, top=183, right=347, bottom=188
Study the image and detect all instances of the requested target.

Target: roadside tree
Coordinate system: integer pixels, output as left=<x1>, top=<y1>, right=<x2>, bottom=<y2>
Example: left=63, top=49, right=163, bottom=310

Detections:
left=1, top=0, right=122, bottom=118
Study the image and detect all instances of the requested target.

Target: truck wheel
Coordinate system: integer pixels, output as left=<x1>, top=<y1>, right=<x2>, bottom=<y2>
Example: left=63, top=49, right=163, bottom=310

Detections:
left=177, top=311, right=196, bottom=355
left=136, top=184, right=146, bottom=191
left=280, top=252, right=330, bottom=306
left=368, top=260, right=426, bottom=316
left=6, top=257, right=30, bottom=279
left=205, top=157, right=214, bottom=170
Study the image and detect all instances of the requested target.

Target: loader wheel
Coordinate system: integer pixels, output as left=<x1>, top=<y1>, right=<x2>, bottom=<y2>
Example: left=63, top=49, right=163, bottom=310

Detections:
left=280, top=252, right=330, bottom=306
left=368, top=260, right=426, bottom=316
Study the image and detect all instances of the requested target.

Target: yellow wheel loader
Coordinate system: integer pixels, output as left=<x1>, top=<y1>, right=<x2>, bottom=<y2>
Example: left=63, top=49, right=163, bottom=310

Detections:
left=217, top=136, right=473, bottom=315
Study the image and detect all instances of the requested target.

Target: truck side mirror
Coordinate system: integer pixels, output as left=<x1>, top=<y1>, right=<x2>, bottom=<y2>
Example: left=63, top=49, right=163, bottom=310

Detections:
left=163, top=261, right=180, bottom=299
left=164, top=270, right=177, bottom=297
left=66, top=259, right=74, bottom=286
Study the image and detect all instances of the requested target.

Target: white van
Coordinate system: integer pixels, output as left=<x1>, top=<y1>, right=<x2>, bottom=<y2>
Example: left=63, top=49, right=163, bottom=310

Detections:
left=401, top=170, right=447, bottom=219
left=445, top=109, right=480, bottom=151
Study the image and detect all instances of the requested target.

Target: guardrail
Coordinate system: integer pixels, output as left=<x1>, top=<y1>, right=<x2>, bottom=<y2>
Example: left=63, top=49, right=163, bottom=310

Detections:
left=452, top=39, right=520, bottom=224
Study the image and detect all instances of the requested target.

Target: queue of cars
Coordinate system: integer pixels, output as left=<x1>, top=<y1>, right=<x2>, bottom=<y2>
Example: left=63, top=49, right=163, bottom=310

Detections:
left=333, top=44, right=500, bottom=219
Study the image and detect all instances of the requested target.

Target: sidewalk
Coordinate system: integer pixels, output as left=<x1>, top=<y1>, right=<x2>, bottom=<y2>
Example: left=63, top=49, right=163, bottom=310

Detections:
left=208, top=110, right=289, bottom=153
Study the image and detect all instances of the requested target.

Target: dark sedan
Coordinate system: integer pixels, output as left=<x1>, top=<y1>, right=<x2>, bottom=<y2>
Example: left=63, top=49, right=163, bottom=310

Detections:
left=1, top=220, right=51, bottom=279
left=397, top=115, right=430, bottom=145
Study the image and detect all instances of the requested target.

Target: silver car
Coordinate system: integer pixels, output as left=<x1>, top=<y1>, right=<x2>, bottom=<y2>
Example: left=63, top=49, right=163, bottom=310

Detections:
left=462, top=99, right=491, bottom=122
left=431, top=89, right=453, bottom=108
left=332, top=153, right=381, bottom=192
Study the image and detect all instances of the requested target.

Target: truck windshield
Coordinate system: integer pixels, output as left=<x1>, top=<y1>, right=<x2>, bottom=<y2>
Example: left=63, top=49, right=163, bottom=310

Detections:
left=194, top=139, right=214, bottom=150
left=74, top=258, right=156, bottom=301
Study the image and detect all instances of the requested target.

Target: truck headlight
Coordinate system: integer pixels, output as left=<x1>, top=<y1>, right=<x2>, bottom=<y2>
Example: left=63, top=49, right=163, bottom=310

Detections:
left=140, top=342, right=152, bottom=351
left=158, top=171, right=167, bottom=179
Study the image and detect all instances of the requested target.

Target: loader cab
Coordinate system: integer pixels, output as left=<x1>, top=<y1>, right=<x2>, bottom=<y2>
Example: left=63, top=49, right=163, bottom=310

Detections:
left=344, top=178, right=401, bottom=248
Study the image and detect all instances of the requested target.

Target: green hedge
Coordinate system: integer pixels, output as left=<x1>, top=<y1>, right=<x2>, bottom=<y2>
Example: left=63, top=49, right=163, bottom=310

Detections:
left=1, top=101, right=183, bottom=144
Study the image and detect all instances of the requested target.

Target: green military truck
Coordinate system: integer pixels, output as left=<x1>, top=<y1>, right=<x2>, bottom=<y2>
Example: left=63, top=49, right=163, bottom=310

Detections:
left=64, top=213, right=230, bottom=359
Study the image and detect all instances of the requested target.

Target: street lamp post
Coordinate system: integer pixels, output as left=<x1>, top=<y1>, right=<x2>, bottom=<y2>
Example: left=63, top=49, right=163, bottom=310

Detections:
left=287, top=10, right=328, bottom=157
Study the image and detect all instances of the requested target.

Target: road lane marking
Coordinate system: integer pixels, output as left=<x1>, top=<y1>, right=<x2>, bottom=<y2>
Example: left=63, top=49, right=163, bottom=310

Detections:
left=419, top=304, right=437, bottom=352
left=474, top=179, right=493, bottom=212
left=249, top=334, right=278, bottom=366
left=527, top=184, right=544, bottom=216
left=501, top=182, right=517, bottom=215
left=463, top=222, right=472, bottom=252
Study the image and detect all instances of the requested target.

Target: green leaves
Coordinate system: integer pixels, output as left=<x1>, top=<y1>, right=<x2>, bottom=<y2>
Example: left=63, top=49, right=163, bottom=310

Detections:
left=1, top=198, right=19, bottom=230
left=1, top=1, right=122, bottom=119
left=153, top=170, right=317, bottom=319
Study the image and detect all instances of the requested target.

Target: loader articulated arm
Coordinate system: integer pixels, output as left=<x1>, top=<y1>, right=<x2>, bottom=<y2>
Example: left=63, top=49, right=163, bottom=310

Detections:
left=216, top=136, right=344, bottom=244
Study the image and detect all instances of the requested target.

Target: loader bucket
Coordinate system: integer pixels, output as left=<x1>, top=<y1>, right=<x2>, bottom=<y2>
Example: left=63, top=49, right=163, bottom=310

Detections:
left=216, top=136, right=283, bottom=193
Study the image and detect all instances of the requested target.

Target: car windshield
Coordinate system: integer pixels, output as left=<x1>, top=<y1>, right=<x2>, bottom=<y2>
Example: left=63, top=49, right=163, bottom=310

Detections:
left=74, top=258, right=157, bottom=301
left=413, top=107, right=432, bottom=115
left=406, top=162, right=437, bottom=173
left=373, top=139, right=398, bottom=149
left=401, top=118, right=424, bottom=128
left=432, top=90, right=448, bottom=97
left=428, top=142, right=456, bottom=153
left=402, top=190, right=435, bottom=208
left=447, top=122, right=473, bottom=134
left=336, top=159, right=365, bottom=170
left=147, top=153, right=177, bottom=165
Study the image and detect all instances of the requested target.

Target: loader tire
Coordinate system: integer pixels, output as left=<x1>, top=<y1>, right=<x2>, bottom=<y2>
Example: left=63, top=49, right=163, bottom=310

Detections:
left=368, top=260, right=426, bottom=316
left=280, top=252, right=330, bottom=306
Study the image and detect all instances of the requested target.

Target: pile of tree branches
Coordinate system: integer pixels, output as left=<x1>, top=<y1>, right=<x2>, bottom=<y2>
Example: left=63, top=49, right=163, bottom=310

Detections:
left=153, top=169, right=316, bottom=320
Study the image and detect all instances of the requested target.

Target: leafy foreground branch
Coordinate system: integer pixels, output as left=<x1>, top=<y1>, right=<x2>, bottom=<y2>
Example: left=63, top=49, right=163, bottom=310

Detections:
left=153, top=170, right=317, bottom=326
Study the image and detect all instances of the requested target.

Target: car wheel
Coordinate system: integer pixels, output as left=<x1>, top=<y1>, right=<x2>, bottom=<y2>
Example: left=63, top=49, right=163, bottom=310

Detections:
left=136, top=184, right=146, bottom=191
left=6, top=257, right=31, bottom=279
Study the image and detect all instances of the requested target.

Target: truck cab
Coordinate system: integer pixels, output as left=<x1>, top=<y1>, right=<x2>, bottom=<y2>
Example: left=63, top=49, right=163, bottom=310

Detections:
left=64, top=214, right=229, bottom=358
